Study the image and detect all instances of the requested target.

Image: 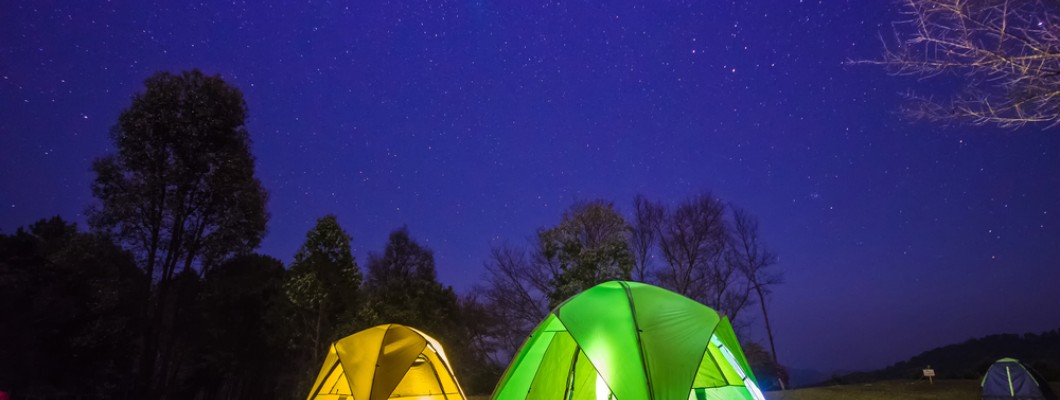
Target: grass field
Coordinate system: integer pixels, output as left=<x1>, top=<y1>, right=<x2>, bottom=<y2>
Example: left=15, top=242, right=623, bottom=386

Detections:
left=768, top=379, right=1060, bottom=400
left=468, top=380, right=1060, bottom=399
left=766, top=380, right=978, bottom=400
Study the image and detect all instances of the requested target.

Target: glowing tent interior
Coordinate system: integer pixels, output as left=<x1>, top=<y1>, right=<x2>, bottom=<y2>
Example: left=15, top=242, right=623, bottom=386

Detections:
left=492, top=281, right=766, bottom=400
left=981, top=357, right=1056, bottom=400
left=306, top=323, right=466, bottom=400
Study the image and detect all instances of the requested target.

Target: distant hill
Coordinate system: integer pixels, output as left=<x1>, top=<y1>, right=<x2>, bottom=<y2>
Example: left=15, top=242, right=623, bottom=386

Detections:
left=826, top=328, right=1060, bottom=385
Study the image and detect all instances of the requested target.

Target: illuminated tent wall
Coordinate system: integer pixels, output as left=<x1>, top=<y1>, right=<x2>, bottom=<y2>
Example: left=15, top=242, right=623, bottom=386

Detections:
left=981, top=358, right=1055, bottom=400
left=492, top=281, right=766, bottom=400
left=306, top=324, right=467, bottom=400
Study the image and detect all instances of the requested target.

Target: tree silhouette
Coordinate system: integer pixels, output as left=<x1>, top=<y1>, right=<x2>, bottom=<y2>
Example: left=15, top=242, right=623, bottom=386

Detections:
left=284, top=214, right=361, bottom=396
left=89, top=69, right=268, bottom=399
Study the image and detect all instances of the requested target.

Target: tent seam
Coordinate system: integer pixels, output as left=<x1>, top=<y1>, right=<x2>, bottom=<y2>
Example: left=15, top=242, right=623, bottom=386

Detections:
left=368, top=324, right=394, bottom=400
left=524, top=328, right=564, bottom=398
left=687, top=323, right=721, bottom=390
left=309, top=344, right=342, bottom=398
left=621, top=281, right=656, bottom=400
left=424, top=354, right=451, bottom=400
left=425, top=341, right=467, bottom=399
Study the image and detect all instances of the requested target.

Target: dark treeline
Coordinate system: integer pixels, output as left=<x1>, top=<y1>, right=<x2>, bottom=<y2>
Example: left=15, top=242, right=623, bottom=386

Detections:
left=0, top=216, right=498, bottom=399
left=829, top=329, right=1060, bottom=385
left=0, top=69, right=786, bottom=399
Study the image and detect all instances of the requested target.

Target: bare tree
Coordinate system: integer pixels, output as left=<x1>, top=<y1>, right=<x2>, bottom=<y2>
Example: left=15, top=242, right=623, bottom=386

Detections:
left=707, top=250, right=753, bottom=324
left=630, top=194, right=665, bottom=283
left=856, top=0, right=1060, bottom=128
left=480, top=244, right=551, bottom=354
left=728, top=207, right=783, bottom=368
left=655, top=194, right=729, bottom=304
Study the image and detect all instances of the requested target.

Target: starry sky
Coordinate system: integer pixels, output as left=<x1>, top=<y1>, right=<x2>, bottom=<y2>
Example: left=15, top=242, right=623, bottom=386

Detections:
left=2, top=0, right=1059, bottom=375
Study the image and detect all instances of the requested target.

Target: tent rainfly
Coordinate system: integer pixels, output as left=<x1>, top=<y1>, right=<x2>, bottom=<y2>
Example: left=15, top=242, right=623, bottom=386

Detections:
left=492, top=280, right=767, bottom=400
left=306, top=324, right=466, bottom=400
left=981, top=358, right=1055, bottom=400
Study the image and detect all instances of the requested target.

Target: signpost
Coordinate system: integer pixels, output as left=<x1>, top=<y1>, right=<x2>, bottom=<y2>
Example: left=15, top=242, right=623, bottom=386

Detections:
left=923, top=367, right=936, bottom=384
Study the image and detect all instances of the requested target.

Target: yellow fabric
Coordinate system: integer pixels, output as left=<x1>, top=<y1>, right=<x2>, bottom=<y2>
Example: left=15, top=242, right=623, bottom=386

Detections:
left=391, top=356, right=442, bottom=398
left=371, top=326, right=428, bottom=400
left=408, top=327, right=462, bottom=396
left=312, top=345, right=349, bottom=396
left=306, top=324, right=468, bottom=400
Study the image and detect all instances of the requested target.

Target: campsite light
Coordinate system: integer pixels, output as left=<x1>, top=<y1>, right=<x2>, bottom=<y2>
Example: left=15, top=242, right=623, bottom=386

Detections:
left=492, top=281, right=765, bottom=400
left=596, top=372, right=613, bottom=400
left=304, top=324, right=467, bottom=400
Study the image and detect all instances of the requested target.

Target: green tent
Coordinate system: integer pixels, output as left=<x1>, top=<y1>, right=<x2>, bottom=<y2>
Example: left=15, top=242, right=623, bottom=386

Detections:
left=492, top=281, right=767, bottom=400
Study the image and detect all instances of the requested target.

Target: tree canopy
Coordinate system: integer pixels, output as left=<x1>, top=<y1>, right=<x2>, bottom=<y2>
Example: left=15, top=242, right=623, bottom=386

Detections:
left=90, top=69, right=268, bottom=281
left=0, top=217, right=144, bottom=397
left=88, top=69, right=268, bottom=400
left=537, top=200, right=635, bottom=306
left=361, top=227, right=458, bottom=334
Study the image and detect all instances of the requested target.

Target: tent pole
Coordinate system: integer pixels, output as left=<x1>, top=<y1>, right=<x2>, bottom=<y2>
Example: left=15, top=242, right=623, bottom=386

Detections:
left=562, top=345, right=580, bottom=400
left=426, top=357, right=451, bottom=400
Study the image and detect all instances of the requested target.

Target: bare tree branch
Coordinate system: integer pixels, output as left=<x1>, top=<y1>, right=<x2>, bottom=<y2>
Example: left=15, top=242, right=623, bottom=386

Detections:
left=630, top=194, right=665, bottom=283
left=853, top=0, right=1060, bottom=128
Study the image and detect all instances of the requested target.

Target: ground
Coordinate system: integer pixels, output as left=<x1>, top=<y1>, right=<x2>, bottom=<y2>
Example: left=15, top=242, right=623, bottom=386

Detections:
left=766, top=379, right=1060, bottom=400
left=468, top=380, right=1060, bottom=399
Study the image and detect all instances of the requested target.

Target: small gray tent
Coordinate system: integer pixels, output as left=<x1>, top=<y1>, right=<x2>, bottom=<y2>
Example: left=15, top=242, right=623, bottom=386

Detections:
left=981, top=358, right=1055, bottom=400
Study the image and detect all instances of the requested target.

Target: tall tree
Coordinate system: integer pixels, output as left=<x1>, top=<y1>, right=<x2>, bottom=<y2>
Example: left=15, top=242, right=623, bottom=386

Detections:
left=361, top=228, right=500, bottom=394
left=857, top=0, right=1060, bottom=128
left=630, top=194, right=665, bottom=283
left=651, top=193, right=755, bottom=322
left=728, top=207, right=782, bottom=368
left=655, top=194, right=727, bottom=299
left=361, top=227, right=458, bottom=333
left=537, top=200, right=635, bottom=306
left=88, top=69, right=268, bottom=399
left=480, top=244, right=551, bottom=355
left=284, top=214, right=361, bottom=396
left=448, top=293, right=505, bottom=395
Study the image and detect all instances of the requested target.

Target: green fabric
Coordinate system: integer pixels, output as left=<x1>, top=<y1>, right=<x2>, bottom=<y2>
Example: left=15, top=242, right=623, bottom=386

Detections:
left=693, top=346, right=732, bottom=388
left=493, top=281, right=763, bottom=400
left=693, top=386, right=755, bottom=400
left=528, top=331, right=577, bottom=399
left=493, top=315, right=564, bottom=399
left=713, top=317, right=757, bottom=384
left=706, top=342, right=743, bottom=384
left=569, top=350, right=600, bottom=400
left=630, top=282, right=719, bottom=400
left=558, top=281, right=650, bottom=400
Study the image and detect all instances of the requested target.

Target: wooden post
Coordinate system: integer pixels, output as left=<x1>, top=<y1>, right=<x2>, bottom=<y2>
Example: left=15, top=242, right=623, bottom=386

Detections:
left=923, top=367, right=935, bottom=384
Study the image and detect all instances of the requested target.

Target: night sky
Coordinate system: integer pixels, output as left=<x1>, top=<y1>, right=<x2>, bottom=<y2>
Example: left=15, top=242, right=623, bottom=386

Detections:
left=2, top=0, right=1059, bottom=375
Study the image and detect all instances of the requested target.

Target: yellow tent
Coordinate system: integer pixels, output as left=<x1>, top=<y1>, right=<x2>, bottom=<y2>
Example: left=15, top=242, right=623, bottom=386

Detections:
left=306, top=324, right=467, bottom=400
